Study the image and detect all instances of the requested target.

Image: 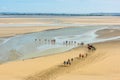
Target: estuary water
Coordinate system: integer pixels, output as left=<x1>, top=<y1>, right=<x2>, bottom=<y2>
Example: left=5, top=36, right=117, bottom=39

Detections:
left=0, top=25, right=120, bottom=63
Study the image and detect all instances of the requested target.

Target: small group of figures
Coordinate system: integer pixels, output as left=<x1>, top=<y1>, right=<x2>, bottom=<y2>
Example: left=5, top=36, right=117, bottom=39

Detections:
left=63, top=44, right=96, bottom=67
left=35, top=38, right=85, bottom=47
left=63, top=53, right=88, bottom=66
left=35, top=39, right=56, bottom=45
left=87, top=44, right=96, bottom=51
left=79, top=53, right=88, bottom=58
left=63, top=58, right=74, bottom=66
left=63, top=41, right=84, bottom=46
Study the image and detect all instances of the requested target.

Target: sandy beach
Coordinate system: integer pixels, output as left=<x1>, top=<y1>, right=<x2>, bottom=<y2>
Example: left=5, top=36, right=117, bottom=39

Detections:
left=0, top=16, right=120, bottom=37
left=0, top=17, right=120, bottom=80
left=0, top=40, right=120, bottom=80
left=55, top=40, right=120, bottom=80
left=1, top=0, right=120, bottom=79
left=0, top=26, right=64, bottom=38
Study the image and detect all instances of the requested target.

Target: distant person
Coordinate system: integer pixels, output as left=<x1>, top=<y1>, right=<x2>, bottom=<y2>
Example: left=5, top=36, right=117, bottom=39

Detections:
left=51, top=39, right=56, bottom=45
left=81, top=42, right=84, bottom=46
left=71, top=58, right=74, bottom=61
left=66, top=41, right=68, bottom=44
left=35, top=39, right=37, bottom=41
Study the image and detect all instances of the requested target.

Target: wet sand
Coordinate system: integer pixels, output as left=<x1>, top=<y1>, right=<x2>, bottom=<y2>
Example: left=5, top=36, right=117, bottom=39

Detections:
left=96, top=29, right=120, bottom=38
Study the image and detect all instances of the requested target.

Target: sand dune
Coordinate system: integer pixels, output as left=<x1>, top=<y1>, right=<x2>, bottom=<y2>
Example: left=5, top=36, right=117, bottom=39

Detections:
left=55, top=40, right=120, bottom=80
left=25, top=40, right=120, bottom=80
left=0, top=40, right=119, bottom=80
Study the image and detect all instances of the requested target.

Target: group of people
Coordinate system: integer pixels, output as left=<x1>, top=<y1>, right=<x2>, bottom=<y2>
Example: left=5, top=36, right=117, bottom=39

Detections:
left=35, top=38, right=85, bottom=47
left=63, top=44, right=96, bottom=66
left=63, top=58, right=74, bottom=66
left=35, top=38, right=56, bottom=45
left=87, top=44, right=96, bottom=51
left=63, top=53, right=88, bottom=66
left=63, top=41, right=84, bottom=46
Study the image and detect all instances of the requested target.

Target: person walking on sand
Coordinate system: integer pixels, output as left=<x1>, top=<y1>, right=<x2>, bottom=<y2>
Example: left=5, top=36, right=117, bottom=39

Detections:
left=63, top=61, right=67, bottom=65
left=79, top=53, right=81, bottom=58
left=81, top=42, right=84, bottom=46
left=67, top=59, right=71, bottom=65
left=71, top=58, right=74, bottom=61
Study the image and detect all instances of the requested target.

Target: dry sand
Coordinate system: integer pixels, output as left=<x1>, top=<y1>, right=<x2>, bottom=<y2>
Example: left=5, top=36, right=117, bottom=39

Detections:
left=0, top=40, right=120, bottom=80
left=55, top=40, right=120, bottom=80
left=0, top=16, right=120, bottom=37
left=1, top=17, right=120, bottom=24
left=0, top=26, right=64, bottom=38
left=58, top=16, right=120, bottom=25
left=0, top=18, right=52, bottom=24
